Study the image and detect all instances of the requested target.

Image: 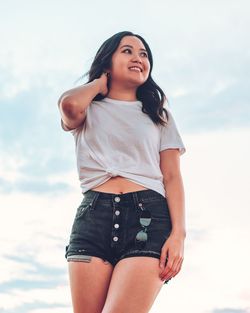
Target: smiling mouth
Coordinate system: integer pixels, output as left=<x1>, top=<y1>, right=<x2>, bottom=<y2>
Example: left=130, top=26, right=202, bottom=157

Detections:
left=128, top=67, right=142, bottom=73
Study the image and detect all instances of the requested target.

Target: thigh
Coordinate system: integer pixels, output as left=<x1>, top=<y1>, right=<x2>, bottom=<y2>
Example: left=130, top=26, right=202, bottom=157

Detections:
left=102, top=256, right=164, bottom=313
left=68, top=256, right=114, bottom=313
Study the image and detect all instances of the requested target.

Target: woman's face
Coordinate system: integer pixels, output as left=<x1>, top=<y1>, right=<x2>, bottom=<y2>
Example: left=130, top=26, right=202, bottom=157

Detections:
left=109, top=36, right=151, bottom=87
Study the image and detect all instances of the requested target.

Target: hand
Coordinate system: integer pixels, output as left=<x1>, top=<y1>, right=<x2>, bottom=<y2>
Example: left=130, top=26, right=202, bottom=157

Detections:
left=96, top=72, right=109, bottom=96
left=159, top=233, right=184, bottom=282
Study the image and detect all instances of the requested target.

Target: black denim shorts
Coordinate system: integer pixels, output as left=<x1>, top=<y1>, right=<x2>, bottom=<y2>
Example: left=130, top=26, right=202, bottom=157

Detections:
left=65, top=189, right=173, bottom=284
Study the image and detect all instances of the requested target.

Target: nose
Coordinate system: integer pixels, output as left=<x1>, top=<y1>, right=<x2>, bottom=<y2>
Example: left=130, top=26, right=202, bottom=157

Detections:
left=132, top=59, right=142, bottom=67
left=131, top=53, right=143, bottom=64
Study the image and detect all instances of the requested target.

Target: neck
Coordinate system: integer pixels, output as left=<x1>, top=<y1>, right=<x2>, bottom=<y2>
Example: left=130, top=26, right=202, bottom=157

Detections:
left=106, top=84, right=138, bottom=101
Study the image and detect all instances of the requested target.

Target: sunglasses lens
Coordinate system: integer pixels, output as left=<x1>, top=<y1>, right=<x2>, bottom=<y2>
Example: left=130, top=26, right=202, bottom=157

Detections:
left=140, top=209, right=151, bottom=227
left=135, top=230, right=148, bottom=242
left=135, top=230, right=148, bottom=248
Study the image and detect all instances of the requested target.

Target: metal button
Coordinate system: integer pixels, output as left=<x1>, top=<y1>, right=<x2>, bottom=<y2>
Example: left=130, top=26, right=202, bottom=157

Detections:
left=115, top=210, right=120, bottom=216
left=114, top=223, right=119, bottom=228
left=114, top=196, right=120, bottom=202
left=113, top=236, right=119, bottom=241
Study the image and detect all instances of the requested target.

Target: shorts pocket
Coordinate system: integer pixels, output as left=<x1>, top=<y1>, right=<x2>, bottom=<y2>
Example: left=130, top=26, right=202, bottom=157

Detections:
left=75, top=201, right=93, bottom=219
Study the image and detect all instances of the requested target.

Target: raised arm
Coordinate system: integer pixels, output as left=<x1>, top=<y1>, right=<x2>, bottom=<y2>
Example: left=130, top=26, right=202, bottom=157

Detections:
left=57, top=73, right=108, bottom=130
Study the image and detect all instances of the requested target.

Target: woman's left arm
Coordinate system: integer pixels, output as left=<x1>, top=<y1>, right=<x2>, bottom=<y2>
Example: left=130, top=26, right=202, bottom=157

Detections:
left=159, top=148, right=186, bottom=281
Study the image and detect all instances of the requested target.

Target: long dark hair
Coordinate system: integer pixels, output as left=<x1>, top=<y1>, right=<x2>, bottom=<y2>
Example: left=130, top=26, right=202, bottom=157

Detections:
left=75, top=31, right=169, bottom=126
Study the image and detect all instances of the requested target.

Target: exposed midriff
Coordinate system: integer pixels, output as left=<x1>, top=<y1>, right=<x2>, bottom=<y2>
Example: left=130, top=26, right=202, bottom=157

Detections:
left=91, top=176, right=148, bottom=194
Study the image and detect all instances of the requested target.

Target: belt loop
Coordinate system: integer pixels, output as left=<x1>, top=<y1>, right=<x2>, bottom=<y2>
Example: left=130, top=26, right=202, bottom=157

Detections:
left=132, top=191, right=143, bottom=211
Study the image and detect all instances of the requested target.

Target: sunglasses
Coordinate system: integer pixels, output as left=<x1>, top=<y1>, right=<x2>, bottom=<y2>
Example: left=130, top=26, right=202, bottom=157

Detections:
left=135, top=205, right=152, bottom=249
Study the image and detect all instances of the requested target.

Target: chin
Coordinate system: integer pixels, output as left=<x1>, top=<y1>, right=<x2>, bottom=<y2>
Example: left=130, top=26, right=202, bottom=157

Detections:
left=127, top=77, right=146, bottom=86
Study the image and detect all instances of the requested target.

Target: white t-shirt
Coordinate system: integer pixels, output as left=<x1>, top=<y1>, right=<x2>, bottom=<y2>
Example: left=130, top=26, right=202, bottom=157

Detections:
left=60, top=97, right=186, bottom=198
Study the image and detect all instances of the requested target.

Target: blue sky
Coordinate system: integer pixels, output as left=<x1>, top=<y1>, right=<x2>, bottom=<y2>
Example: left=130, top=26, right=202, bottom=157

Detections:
left=0, top=0, right=250, bottom=312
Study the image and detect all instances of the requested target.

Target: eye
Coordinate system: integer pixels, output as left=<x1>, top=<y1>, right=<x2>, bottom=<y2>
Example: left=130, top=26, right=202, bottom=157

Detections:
left=123, top=48, right=132, bottom=54
left=141, top=52, right=148, bottom=57
left=122, top=49, right=148, bottom=58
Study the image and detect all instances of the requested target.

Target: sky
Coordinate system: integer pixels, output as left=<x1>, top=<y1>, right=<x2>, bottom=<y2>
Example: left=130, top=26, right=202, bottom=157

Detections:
left=0, top=0, right=250, bottom=312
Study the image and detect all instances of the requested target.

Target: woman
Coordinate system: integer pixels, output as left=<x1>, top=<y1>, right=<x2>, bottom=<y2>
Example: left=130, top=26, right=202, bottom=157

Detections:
left=58, top=31, right=186, bottom=313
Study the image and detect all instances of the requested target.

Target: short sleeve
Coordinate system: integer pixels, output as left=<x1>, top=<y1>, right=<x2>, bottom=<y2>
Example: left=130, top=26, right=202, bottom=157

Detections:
left=60, top=118, right=82, bottom=136
left=159, top=109, right=186, bottom=155
left=60, top=118, right=75, bottom=135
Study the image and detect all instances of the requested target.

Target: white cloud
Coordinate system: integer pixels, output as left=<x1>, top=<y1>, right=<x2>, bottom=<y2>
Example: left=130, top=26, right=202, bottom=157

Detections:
left=211, top=78, right=238, bottom=95
left=0, top=155, right=26, bottom=183
left=28, top=308, right=70, bottom=313
left=0, top=285, right=71, bottom=311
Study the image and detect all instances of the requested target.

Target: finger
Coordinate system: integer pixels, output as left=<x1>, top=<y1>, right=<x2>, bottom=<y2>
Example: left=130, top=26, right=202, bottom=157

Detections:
left=165, top=268, right=176, bottom=280
left=165, top=257, right=183, bottom=280
left=169, top=260, right=182, bottom=278
left=159, top=252, right=168, bottom=270
left=161, top=258, right=183, bottom=280
left=162, top=256, right=180, bottom=279
left=173, top=258, right=184, bottom=277
left=160, top=256, right=174, bottom=277
left=170, top=257, right=180, bottom=274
